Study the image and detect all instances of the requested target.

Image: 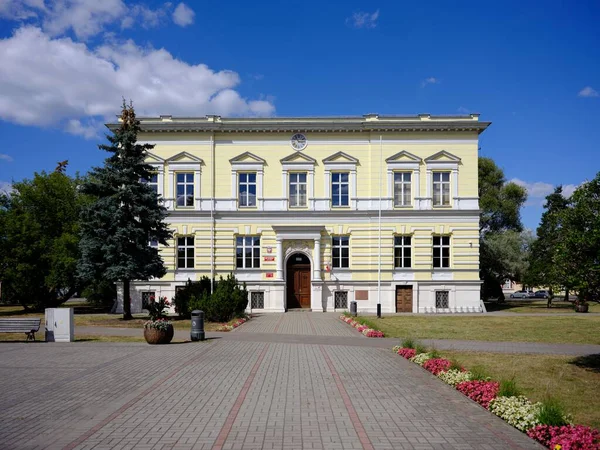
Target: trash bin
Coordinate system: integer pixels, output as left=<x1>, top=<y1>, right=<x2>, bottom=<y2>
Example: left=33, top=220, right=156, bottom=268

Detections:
left=191, top=310, right=205, bottom=341
left=350, top=301, right=357, bottom=317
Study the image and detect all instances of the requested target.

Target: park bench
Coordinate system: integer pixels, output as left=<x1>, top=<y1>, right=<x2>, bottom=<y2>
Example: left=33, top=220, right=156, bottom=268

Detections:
left=0, top=318, right=41, bottom=341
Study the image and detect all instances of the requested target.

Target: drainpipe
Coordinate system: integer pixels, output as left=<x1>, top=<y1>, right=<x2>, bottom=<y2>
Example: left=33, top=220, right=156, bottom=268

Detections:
left=377, top=134, right=382, bottom=318
left=210, top=131, right=215, bottom=294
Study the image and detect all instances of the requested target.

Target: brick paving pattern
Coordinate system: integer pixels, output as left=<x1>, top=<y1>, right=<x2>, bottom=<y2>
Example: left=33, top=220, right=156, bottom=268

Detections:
left=236, top=312, right=358, bottom=337
left=0, top=312, right=548, bottom=449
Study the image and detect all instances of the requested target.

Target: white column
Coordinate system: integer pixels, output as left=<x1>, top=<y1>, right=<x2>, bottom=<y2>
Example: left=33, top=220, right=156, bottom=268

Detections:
left=276, top=237, right=283, bottom=280
left=414, top=169, right=421, bottom=210
left=313, top=237, right=321, bottom=281
left=194, top=169, right=201, bottom=210
left=308, top=169, right=314, bottom=210
left=452, top=168, right=459, bottom=208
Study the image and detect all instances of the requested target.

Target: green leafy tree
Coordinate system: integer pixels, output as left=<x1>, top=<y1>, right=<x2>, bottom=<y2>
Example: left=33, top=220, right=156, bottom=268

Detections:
left=557, top=173, right=600, bottom=299
left=525, top=187, right=570, bottom=300
left=78, top=102, right=172, bottom=319
left=478, top=157, right=528, bottom=299
left=0, top=168, right=86, bottom=310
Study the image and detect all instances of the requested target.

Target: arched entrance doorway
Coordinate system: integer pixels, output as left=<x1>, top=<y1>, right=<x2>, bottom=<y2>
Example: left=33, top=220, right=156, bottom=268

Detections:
left=286, top=252, right=311, bottom=309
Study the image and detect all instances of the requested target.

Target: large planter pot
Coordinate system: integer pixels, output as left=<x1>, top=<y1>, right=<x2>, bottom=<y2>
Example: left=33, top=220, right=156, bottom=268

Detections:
left=144, top=324, right=174, bottom=344
left=575, top=304, right=589, bottom=313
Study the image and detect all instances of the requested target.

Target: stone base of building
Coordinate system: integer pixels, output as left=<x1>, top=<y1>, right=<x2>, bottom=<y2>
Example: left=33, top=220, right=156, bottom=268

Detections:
left=115, top=280, right=483, bottom=315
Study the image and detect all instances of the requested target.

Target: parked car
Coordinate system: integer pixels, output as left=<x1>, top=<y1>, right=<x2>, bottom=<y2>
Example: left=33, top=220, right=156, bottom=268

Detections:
left=510, top=290, right=530, bottom=299
left=528, top=291, right=536, bottom=298
left=534, top=290, right=550, bottom=299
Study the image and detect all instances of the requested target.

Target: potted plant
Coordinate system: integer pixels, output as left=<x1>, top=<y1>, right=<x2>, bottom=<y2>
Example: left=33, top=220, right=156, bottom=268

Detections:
left=574, top=293, right=589, bottom=313
left=143, top=296, right=174, bottom=344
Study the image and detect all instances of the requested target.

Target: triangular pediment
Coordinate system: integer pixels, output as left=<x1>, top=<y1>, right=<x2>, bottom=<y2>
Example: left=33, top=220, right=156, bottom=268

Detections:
left=322, top=151, right=359, bottom=164
left=166, top=151, right=203, bottom=164
left=280, top=151, right=316, bottom=164
left=385, top=150, right=422, bottom=164
left=145, top=152, right=165, bottom=163
left=229, top=151, right=266, bottom=165
left=424, top=150, right=461, bottom=163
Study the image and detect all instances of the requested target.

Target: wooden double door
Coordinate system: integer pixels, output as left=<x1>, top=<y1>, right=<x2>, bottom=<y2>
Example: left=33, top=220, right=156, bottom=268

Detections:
left=286, top=253, right=311, bottom=309
left=396, top=285, right=413, bottom=312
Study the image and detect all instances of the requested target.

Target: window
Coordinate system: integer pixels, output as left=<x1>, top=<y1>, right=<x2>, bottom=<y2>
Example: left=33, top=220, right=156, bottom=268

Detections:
left=289, top=172, right=307, bottom=207
left=433, top=235, right=450, bottom=268
left=236, top=236, right=260, bottom=269
left=334, top=291, right=348, bottom=309
left=331, top=172, right=349, bottom=207
left=177, top=236, right=194, bottom=269
left=141, top=291, right=155, bottom=309
left=432, top=172, right=451, bottom=206
left=394, top=236, right=412, bottom=268
left=394, top=172, right=412, bottom=206
left=143, top=173, right=159, bottom=195
left=238, top=173, right=257, bottom=207
left=250, top=292, right=264, bottom=309
left=435, top=291, right=449, bottom=309
left=176, top=173, right=194, bottom=207
left=332, top=236, right=349, bottom=269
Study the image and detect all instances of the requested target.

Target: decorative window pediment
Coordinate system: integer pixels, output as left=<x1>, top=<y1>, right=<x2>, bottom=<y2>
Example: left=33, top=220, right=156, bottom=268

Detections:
left=166, top=151, right=204, bottom=165
left=385, top=150, right=422, bottom=164
left=322, top=151, right=359, bottom=165
left=424, top=150, right=461, bottom=165
left=145, top=151, right=165, bottom=164
left=229, top=151, right=266, bottom=166
left=280, top=152, right=316, bottom=165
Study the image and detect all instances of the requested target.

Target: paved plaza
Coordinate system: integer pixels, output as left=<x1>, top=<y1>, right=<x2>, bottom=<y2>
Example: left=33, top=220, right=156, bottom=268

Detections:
left=0, top=313, right=543, bottom=450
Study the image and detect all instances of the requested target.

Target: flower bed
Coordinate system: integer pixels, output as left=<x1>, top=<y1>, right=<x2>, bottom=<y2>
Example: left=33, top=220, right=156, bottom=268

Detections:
left=339, top=315, right=385, bottom=338
left=390, top=342, right=598, bottom=448
left=216, top=316, right=249, bottom=332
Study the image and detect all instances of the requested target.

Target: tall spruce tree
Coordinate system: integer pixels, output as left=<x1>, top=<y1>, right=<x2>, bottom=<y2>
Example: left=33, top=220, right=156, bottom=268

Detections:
left=78, top=102, right=172, bottom=319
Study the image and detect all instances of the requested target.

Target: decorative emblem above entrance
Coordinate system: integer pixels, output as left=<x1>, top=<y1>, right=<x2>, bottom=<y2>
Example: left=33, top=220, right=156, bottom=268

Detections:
left=290, top=133, right=307, bottom=151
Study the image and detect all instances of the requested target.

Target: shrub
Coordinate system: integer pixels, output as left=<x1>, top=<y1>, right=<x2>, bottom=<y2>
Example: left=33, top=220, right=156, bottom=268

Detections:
left=536, top=397, right=570, bottom=427
left=410, top=353, right=433, bottom=366
left=188, top=274, right=248, bottom=322
left=423, top=358, right=452, bottom=375
left=456, top=380, right=499, bottom=409
left=498, top=378, right=521, bottom=397
left=528, top=425, right=600, bottom=449
left=488, top=396, right=541, bottom=431
left=400, top=337, right=416, bottom=349
left=145, top=296, right=170, bottom=320
left=173, top=276, right=212, bottom=318
left=437, top=369, right=472, bottom=387
left=469, top=365, right=491, bottom=381
left=429, top=348, right=441, bottom=359
left=397, top=348, right=416, bottom=359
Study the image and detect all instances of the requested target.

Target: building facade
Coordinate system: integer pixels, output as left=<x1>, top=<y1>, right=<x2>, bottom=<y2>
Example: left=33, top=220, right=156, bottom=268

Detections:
left=112, top=113, right=490, bottom=314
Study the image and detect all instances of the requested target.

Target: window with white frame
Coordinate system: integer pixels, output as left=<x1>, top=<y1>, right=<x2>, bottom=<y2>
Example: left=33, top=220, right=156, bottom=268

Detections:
left=236, top=236, right=260, bottom=269
left=393, top=172, right=412, bottom=207
left=141, top=291, right=155, bottom=309
left=143, top=173, right=159, bottom=196
left=394, top=236, right=412, bottom=268
left=238, top=173, right=257, bottom=207
left=332, top=236, right=349, bottom=268
left=435, top=291, right=449, bottom=309
left=433, top=235, right=450, bottom=268
left=289, top=172, right=307, bottom=207
left=432, top=172, right=451, bottom=206
left=176, top=173, right=194, bottom=207
left=177, top=236, right=194, bottom=269
left=334, top=291, right=348, bottom=309
left=331, top=172, right=349, bottom=207
left=250, top=292, right=264, bottom=309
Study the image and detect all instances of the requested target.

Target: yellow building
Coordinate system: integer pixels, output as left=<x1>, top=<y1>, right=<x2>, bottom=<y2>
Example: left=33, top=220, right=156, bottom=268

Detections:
left=112, top=113, right=490, bottom=314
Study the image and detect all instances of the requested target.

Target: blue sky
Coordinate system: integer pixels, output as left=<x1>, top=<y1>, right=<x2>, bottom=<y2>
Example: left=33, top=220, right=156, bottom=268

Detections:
left=0, top=0, right=598, bottom=230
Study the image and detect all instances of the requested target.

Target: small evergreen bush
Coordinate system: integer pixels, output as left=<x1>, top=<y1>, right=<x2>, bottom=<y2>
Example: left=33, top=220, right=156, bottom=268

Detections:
left=173, top=276, right=212, bottom=318
left=188, top=274, right=248, bottom=322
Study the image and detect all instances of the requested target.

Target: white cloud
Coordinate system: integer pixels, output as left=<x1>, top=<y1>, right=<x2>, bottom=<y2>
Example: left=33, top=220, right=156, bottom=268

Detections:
left=421, top=77, right=439, bottom=88
left=172, top=2, right=194, bottom=27
left=511, top=178, right=580, bottom=206
left=0, top=27, right=275, bottom=138
left=0, top=153, right=14, bottom=162
left=578, top=86, right=599, bottom=98
left=346, top=9, right=379, bottom=29
left=0, top=0, right=45, bottom=20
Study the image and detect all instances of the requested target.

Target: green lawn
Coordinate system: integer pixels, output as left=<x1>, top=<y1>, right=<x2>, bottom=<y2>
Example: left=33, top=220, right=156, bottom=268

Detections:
left=437, top=350, right=600, bottom=429
left=358, top=314, right=600, bottom=345
left=485, top=299, right=600, bottom=314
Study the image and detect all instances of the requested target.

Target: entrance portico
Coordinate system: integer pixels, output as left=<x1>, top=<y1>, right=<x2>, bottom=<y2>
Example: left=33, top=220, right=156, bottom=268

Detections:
left=273, top=225, right=324, bottom=311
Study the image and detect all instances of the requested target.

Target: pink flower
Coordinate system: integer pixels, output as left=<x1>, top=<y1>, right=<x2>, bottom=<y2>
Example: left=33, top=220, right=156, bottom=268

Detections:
left=397, top=348, right=417, bottom=359
left=528, top=425, right=600, bottom=449
left=423, top=358, right=452, bottom=375
left=456, top=380, right=499, bottom=409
